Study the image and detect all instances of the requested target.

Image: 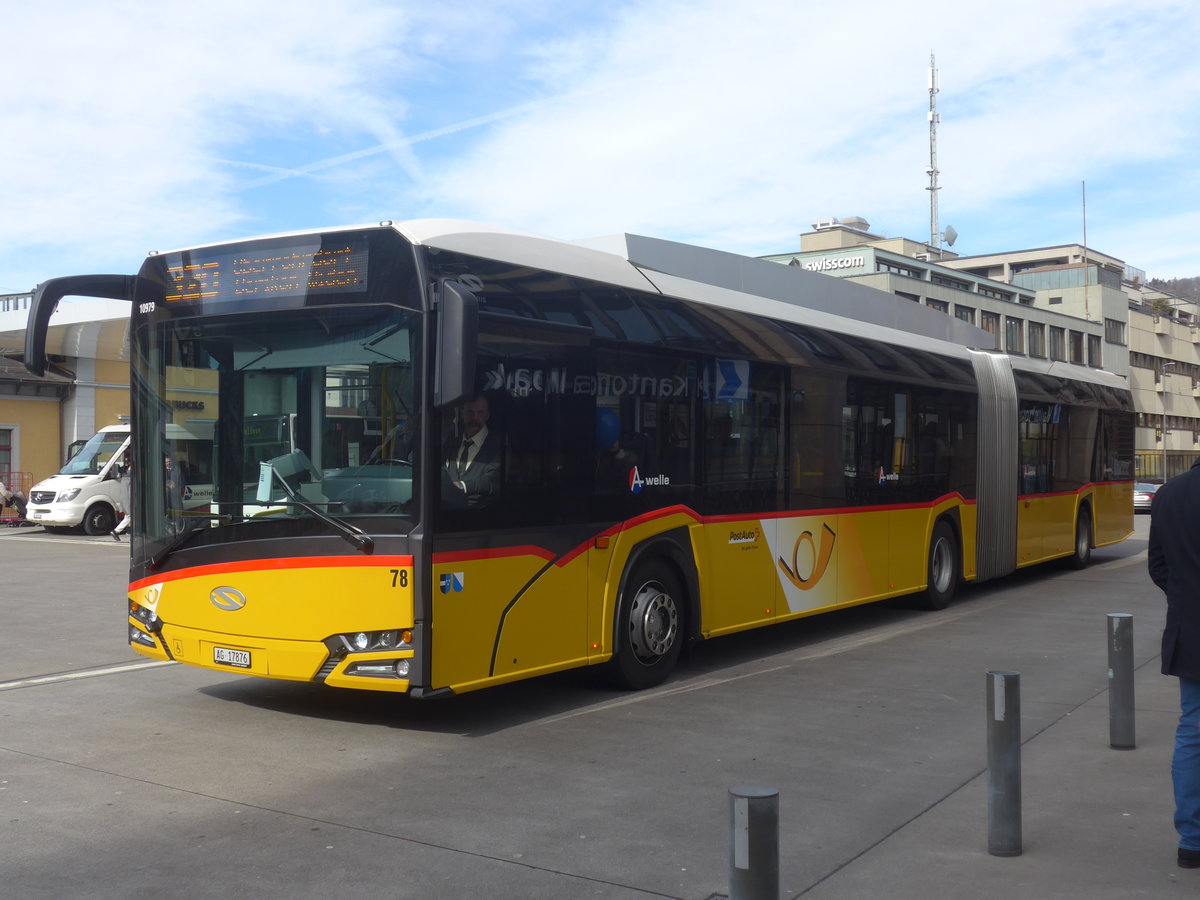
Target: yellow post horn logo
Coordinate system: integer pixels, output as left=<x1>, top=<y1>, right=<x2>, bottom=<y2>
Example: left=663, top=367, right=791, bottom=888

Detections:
left=778, top=523, right=836, bottom=591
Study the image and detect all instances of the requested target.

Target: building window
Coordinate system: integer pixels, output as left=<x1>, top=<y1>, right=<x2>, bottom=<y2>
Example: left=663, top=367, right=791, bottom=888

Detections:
left=1070, top=330, right=1084, bottom=364
left=981, top=311, right=1000, bottom=337
left=1005, top=317, right=1024, bottom=354
left=1049, top=296, right=1063, bottom=305
left=1049, top=326, right=1066, bottom=361
left=926, top=298, right=949, bottom=314
left=1028, top=322, right=1046, bottom=358
left=977, top=286, right=1013, bottom=302
left=0, top=427, right=11, bottom=472
left=1003, top=316, right=1022, bottom=352
left=955, top=305, right=976, bottom=324
left=931, top=274, right=971, bottom=291
left=895, top=291, right=921, bottom=303
left=878, top=261, right=923, bottom=278
left=1104, top=318, right=1126, bottom=345
left=1088, top=334, right=1102, bottom=368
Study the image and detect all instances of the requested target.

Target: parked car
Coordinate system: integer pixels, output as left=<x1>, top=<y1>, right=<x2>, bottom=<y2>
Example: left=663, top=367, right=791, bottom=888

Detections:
left=1134, top=482, right=1160, bottom=513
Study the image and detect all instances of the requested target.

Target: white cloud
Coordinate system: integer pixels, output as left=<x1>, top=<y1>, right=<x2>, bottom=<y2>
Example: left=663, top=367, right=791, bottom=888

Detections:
left=0, top=0, right=1197, bottom=291
left=417, top=0, right=1200, bottom=273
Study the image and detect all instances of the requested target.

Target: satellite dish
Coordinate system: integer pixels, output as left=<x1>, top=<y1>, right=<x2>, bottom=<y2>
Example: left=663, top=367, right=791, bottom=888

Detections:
left=944, top=225, right=958, bottom=247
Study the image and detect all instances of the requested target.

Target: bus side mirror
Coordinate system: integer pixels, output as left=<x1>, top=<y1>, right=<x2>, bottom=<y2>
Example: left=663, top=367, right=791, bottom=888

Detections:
left=434, top=279, right=479, bottom=408
left=25, top=275, right=148, bottom=377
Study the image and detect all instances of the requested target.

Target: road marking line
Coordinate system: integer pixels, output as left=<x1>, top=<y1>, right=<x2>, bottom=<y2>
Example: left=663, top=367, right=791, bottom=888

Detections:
left=0, top=660, right=173, bottom=691
left=0, top=533, right=125, bottom=547
left=1093, top=552, right=1148, bottom=571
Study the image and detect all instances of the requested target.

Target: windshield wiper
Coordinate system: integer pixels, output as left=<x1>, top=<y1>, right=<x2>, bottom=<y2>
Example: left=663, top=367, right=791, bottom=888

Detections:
left=267, top=468, right=375, bottom=553
left=146, top=519, right=206, bottom=570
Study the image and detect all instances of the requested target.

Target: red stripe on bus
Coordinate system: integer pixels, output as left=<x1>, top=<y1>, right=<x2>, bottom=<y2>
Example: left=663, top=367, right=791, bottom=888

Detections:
left=433, top=545, right=557, bottom=565
left=129, top=555, right=414, bottom=591
left=1017, top=488, right=1097, bottom=501
left=704, top=492, right=976, bottom=523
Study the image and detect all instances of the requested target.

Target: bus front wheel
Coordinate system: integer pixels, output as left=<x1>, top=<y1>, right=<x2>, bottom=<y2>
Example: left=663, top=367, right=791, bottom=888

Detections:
left=610, top=560, right=684, bottom=690
left=914, top=520, right=960, bottom=611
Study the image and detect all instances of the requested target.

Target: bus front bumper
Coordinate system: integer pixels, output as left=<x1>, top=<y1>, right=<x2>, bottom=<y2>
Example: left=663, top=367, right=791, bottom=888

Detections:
left=128, top=617, right=416, bottom=693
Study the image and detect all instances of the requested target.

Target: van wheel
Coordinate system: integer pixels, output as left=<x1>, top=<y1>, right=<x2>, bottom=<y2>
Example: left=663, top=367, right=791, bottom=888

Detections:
left=609, top=560, right=684, bottom=690
left=82, top=503, right=116, bottom=535
left=913, top=520, right=960, bottom=610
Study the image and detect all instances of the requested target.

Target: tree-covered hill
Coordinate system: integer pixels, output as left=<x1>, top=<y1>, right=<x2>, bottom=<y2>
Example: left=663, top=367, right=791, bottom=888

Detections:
left=1150, top=277, right=1200, bottom=302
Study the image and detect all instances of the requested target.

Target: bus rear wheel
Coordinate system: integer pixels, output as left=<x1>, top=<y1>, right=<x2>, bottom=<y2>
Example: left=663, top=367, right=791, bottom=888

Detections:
left=914, top=520, right=960, bottom=611
left=1065, top=508, right=1092, bottom=570
left=610, top=560, right=684, bottom=690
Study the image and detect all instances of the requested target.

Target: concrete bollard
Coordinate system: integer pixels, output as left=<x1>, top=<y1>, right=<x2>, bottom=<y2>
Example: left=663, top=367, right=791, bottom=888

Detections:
left=729, top=786, right=779, bottom=900
left=1107, top=613, right=1136, bottom=750
left=986, top=670, right=1022, bottom=857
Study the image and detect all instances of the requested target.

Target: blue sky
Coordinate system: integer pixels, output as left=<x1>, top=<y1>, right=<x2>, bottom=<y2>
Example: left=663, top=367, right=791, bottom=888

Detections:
left=2, top=0, right=1198, bottom=295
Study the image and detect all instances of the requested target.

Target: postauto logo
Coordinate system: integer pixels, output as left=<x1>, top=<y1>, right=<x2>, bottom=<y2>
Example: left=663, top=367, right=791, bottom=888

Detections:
left=777, top=523, right=837, bottom=592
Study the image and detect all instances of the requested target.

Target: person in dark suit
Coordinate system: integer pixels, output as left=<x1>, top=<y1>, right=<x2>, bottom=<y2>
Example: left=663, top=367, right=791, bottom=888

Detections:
left=442, top=393, right=501, bottom=507
left=1149, top=458, right=1200, bottom=869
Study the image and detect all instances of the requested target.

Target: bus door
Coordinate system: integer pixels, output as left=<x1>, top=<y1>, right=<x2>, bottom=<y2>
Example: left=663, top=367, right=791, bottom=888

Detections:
left=431, top=317, right=596, bottom=689
left=1017, top=402, right=1052, bottom=563
left=840, top=379, right=894, bottom=603
left=701, top=359, right=786, bottom=633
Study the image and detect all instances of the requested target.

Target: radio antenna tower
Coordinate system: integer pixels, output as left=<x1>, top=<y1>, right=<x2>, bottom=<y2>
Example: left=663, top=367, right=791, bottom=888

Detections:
left=927, top=52, right=941, bottom=251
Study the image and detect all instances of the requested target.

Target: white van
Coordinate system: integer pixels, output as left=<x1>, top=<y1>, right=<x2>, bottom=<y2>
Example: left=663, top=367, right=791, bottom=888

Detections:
left=26, top=424, right=131, bottom=534
left=26, top=422, right=214, bottom=534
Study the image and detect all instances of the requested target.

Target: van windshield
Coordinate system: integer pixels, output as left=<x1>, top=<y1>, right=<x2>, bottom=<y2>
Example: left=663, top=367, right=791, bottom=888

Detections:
left=58, top=431, right=127, bottom=475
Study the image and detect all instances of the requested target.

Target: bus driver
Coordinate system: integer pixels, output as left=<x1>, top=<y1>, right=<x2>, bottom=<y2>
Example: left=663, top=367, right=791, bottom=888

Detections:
left=442, top=393, right=500, bottom=507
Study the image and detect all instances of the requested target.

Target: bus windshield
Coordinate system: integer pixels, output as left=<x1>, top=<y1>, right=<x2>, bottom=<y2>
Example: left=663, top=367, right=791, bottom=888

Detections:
left=131, top=303, right=421, bottom=555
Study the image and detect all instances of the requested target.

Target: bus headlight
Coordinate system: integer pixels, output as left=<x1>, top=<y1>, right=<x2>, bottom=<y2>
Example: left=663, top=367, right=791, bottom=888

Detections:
left=129, top=624, right=158, bottom=648
left=344, top=657, right=412, bottom=679
left=129, top=600, right=160, bottom=631
left=326, top=629, right=412, bottom=655
left=325, top=629, right=415, bottom=681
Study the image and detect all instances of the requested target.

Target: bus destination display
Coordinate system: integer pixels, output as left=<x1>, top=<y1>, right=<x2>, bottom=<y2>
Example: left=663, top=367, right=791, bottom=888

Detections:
left=164, top=238, right=369, bottom=303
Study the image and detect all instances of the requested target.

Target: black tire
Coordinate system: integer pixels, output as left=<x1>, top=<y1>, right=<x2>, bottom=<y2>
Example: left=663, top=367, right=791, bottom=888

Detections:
left=913, top=520, right=960, bottom=610
left=82, top=503, right=116, bottom=536
left=1065, top=508, right=1092, bottom=570
left=609, top=560, right=685, bottom=690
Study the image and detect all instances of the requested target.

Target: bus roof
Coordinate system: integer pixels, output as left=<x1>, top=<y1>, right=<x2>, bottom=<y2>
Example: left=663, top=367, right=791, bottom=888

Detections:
left=149, top=219, right=1125, bottom=393
left=394, top=219, right=996, bottom=352
left=397, top=221, right=1129, bottom=394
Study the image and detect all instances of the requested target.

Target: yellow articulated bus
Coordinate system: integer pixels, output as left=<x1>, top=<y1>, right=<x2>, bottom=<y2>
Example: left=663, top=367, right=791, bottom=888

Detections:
left=25, top=222, right=1134, bottom=697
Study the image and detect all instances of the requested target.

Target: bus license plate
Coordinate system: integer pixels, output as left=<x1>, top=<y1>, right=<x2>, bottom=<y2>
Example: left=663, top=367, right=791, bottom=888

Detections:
left=213, top=647, right=251, bottom=668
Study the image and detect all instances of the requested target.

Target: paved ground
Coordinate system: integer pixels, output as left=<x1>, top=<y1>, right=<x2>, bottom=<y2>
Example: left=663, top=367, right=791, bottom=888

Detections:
left=0, top=515, right=1192, bottom=898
